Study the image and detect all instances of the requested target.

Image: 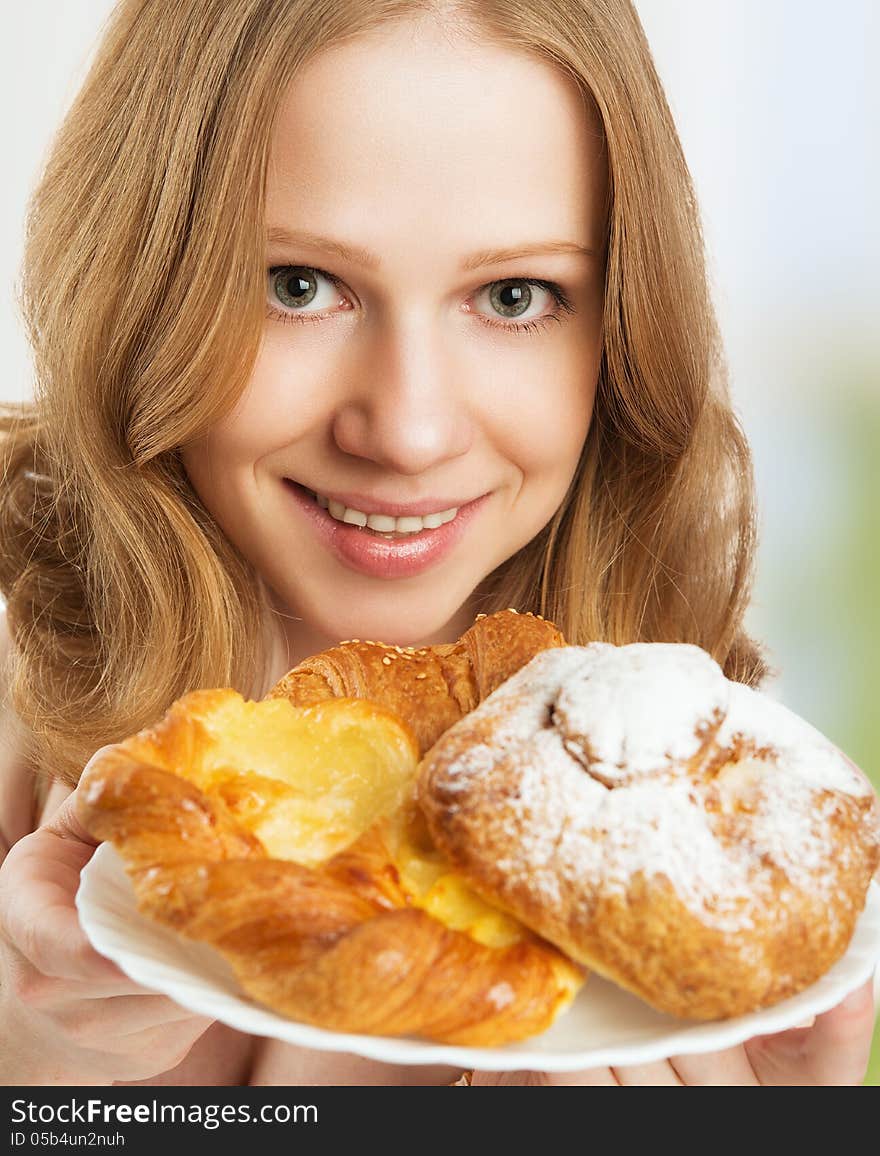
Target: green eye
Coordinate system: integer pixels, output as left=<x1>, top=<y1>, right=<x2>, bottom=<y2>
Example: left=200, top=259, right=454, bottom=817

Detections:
left=488, top=279, right=534, bottom=319
left=271, top=266, right=320, bottom=309
left=265, top=265, right=575, bottom=337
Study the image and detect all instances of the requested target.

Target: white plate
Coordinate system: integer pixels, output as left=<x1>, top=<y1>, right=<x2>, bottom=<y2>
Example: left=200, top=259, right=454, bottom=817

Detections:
left=76, top=843, right=880, bottom=1073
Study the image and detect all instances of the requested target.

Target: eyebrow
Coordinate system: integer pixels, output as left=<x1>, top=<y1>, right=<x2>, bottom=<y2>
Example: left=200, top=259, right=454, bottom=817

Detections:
left=266, top=226, right=598, bottom=271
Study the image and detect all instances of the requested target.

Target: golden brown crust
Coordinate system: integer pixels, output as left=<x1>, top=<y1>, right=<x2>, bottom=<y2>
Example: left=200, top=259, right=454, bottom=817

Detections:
left=265, top=609, right=565, bottom=756
left=418, top=643, right=880, bottom=1020
left=79, top=770, right=582, bottom=1045
left=155, top=864, right=578, bottom=1044
left=76, top=614, right=584, bottom=1045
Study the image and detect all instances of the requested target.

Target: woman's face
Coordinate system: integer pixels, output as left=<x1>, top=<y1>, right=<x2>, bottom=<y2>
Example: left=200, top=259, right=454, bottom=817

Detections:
left=182, top=17, right=607, bottom=663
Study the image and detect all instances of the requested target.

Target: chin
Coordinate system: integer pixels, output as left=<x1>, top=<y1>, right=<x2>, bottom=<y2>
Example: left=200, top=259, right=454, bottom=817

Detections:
left=290, top=586, right=480, bottom=650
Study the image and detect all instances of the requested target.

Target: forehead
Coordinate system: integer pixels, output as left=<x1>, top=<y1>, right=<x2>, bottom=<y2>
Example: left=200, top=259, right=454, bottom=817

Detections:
left=265, top=19, right=606, bottom=264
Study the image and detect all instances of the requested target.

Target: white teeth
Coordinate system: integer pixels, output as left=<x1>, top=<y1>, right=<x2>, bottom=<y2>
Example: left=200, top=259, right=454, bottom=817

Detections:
left=366, top=513, right=397, bottom=532
left=313, top=491, right=460, bottom=534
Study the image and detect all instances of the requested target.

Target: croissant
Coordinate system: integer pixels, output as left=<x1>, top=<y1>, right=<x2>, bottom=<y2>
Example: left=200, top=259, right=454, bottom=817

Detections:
left=77, top=610, right=583, bottom=1044
left=265, top=607, right=565, bottom=755
left=418, top=641, right=880, bottom=1020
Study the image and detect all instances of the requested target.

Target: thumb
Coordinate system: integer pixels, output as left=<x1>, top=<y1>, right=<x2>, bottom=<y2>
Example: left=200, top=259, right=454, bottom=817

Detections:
left=42, top=744, right=118, bottom=845
left=798, top=978, right=876, bottom=1080
left=746, top=978, right=875, bottom=1085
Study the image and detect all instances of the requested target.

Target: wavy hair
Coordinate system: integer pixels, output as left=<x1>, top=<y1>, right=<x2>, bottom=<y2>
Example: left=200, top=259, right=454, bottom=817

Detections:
left=0, top=0, right=767, bottom=787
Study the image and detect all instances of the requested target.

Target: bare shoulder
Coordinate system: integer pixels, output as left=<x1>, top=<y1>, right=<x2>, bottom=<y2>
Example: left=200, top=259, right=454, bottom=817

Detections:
left=0, top=605, right=40, bottom=857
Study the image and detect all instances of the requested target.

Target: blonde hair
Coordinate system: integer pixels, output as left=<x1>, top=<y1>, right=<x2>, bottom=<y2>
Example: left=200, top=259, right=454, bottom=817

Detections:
left=0, top=0, right=766, bottom=788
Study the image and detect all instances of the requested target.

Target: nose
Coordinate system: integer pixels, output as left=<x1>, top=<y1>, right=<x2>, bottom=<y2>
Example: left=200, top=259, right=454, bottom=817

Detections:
left=331, top=314, right=473, bottom=475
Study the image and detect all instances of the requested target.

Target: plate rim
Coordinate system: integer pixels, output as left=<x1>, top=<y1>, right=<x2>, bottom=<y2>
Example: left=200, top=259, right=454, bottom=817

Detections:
left=76, top=842, right=880, bottom=1072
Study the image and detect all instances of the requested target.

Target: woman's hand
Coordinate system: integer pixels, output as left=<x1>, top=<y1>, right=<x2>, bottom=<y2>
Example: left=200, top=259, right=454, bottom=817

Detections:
left=470, top=979, right=876, bottom=1085
left=0, top=749, right=214, bottom=1086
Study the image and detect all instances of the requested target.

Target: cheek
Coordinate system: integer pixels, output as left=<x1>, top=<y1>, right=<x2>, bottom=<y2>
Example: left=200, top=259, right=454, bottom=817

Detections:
left=491, top=332, right=600, bottom=476
left=213, top=337, right=332, bottom=459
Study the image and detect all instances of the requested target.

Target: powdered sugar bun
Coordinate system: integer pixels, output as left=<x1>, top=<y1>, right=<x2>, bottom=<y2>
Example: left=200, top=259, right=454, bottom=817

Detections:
left=417, top=643, right=880, bottom=1020
left=552, top=642, right=729, bottom=786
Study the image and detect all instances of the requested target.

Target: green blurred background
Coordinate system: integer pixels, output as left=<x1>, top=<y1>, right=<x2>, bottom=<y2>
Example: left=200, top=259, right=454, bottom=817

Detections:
left=746, top=374, right=880, bottom=1084
left=634, top=0, right=880, bottom=1082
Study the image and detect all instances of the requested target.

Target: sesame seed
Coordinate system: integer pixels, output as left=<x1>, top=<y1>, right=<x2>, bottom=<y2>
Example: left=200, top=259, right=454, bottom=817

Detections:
left=415, top=673, right=427, bottom=679
left=382, top=656, right=392, bottom=665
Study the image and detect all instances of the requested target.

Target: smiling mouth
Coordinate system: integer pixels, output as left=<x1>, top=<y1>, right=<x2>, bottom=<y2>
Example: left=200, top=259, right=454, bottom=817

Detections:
left=289, top=481, right=458, bottom=540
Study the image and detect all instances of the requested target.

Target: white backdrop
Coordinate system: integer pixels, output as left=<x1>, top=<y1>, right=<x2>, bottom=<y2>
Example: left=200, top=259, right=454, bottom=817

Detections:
left=3, top=2, right=878, bottom=407
left=2, top=0, right=879, bottom=715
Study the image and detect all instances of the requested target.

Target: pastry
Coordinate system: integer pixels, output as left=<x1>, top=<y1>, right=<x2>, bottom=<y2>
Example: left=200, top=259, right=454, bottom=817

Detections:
left=265, top=607, right=565, bottom=755
left=418, top=642, right=880, bottom=1019
left=76, top=611, right=583, bottom=1044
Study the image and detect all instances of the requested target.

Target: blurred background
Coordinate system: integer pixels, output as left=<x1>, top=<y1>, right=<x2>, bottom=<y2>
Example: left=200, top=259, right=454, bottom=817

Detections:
left=1, top=1, right=878, bottom=1082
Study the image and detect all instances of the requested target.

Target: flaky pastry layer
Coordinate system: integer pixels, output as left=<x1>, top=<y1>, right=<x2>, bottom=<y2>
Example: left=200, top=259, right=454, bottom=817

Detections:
left=419, top=643, right=880, bottom=1020
left=77, top=611, right=583, bottom=1044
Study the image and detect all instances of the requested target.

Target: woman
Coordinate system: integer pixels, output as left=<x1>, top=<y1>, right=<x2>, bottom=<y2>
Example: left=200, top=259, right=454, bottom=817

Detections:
left=0, top=0, right=873, bottom=1085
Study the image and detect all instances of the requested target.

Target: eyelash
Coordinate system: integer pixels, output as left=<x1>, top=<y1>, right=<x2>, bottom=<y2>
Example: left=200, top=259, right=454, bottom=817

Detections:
left=265, top=265, right=575, bottom=336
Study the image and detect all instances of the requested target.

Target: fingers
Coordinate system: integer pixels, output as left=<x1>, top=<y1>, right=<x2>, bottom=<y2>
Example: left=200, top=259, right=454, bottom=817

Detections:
left=536, top=1067, right=619, bottom=1086
left=668, top=1046, right=761, bottom=1086
left=6, top=958, right=159, bottom=1009
left=0, top=750, right=218, bottom=1084
left=745, top=979, right=875, bottom=1086
left=50, top=995, right=211, bottom=1047
left=42, top=748, right=117, bottom=845
left=57, top=1015, right=216, bottom=1086
left=473, top=1061, right=684, bottom=1086
left=0, top=827, right=130, bottom=988
left=1, top=868, right=128, bottom=987
left=611, top=1062, right=684, bottom=1086
left=541, top=982, right=875, bottom=1088
left=548, top=1061, right=683, bottom=1086
left=470, top=1067, right=619, bottom=1085
left=472, top=1047, right=768, bottom=1087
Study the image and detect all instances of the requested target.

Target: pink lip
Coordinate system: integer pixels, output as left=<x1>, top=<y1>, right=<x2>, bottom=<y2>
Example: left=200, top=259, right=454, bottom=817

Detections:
left=282, top=479, right=490, bottom=579
left=293, top=486, right=473, bottom=519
